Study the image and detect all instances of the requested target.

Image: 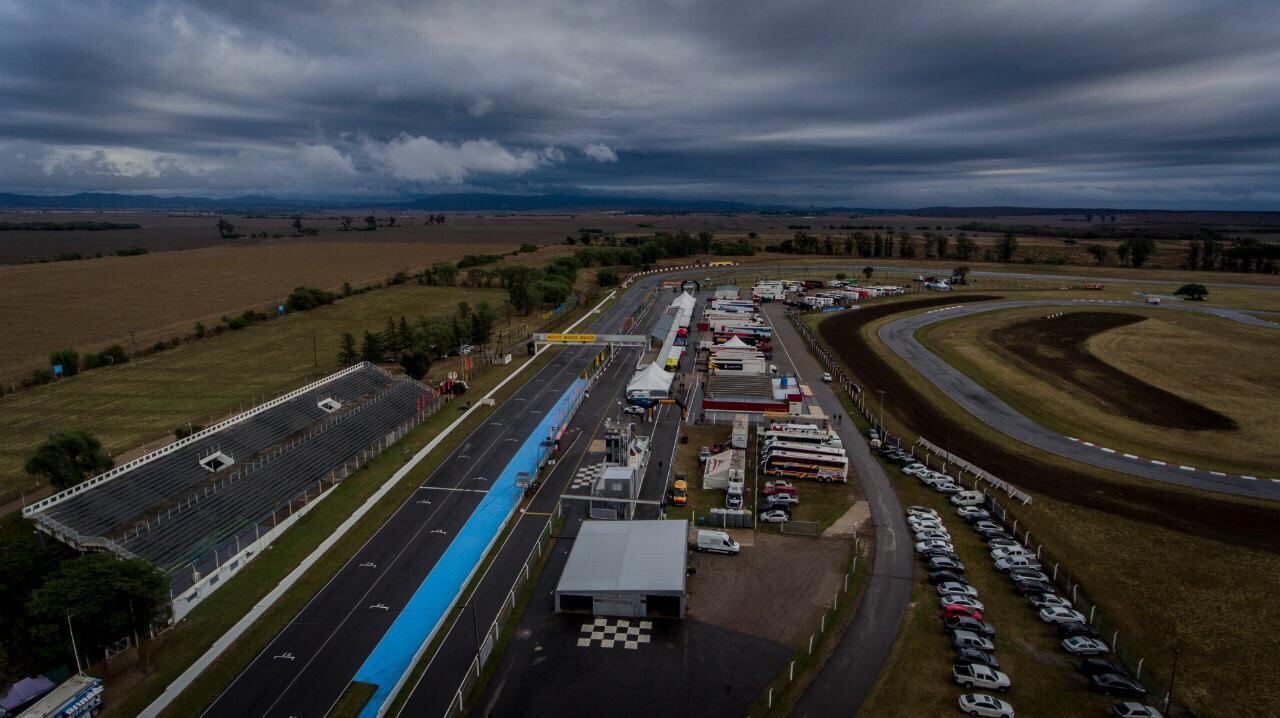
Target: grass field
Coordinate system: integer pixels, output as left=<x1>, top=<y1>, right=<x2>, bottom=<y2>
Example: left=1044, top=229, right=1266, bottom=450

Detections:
left=920, top=306, right=1280, bottom=475
left=819, top=300, right=1280, bottom=718
left=0, top=284, right=508, bottom=502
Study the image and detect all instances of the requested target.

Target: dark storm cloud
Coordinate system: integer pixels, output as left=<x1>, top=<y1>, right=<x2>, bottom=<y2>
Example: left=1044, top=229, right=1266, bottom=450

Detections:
left=1, top=0, right=1279, bottom=207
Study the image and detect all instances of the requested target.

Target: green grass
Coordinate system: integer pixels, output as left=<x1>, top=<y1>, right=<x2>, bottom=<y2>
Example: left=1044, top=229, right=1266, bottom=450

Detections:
left=102, top=352, right=554, bottom=718
left=329, top=682, right=378, bottom=718
left=0, top=284, right=507, bottom=501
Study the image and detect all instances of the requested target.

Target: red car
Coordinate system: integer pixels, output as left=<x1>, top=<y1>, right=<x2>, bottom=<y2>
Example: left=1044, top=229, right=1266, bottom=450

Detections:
left=942, top=604, right=984, bottom=621
left=762, top=483, right=798, bottom=496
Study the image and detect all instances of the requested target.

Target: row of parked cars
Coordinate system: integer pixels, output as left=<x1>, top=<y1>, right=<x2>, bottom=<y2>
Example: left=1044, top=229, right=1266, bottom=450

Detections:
left=955, top=496, right=1165, bottom=718
left=758, top=480, right=800, bottom=523
left=908, top=505, right=1016, bottom=718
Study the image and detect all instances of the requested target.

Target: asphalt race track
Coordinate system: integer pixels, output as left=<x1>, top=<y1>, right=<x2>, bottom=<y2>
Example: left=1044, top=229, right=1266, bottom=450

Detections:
left=202, top=276, right=666, bottom=718
left=879, top=298, right=1280, bottom=499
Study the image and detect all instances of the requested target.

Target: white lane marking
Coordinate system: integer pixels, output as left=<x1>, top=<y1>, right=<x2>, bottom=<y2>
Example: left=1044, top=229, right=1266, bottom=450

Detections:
left=1151, top=460, right=1167, bottom=466
left=1082, top=442, right=1095, bottom=447
left=1210, top=471, right=1226, bottom=477
left=1242, top=476, right=1257, bottom=480
left=418, top=486, right=488, bottom=494
left=1122, top=453, right=1139, bottom=459
left=1065, top=436, right=1079, bottom=442
left=1100, top=447, right=1116, bottom=453
left=1179, top=465, right=1196, bottom=471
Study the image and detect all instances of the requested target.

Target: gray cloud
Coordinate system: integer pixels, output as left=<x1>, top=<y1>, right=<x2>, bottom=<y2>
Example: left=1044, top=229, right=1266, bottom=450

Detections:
left=0, top=0, right=1278, bottom=207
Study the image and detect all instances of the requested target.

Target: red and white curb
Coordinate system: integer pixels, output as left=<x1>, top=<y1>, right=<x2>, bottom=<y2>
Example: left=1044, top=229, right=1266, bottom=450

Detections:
left=1064, top=436, right=1273, bottom=483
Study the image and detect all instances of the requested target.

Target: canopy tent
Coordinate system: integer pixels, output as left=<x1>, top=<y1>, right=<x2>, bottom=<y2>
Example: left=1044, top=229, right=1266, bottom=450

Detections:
left=702, top=448, right=745, bottom=490
left=672, top=292, right=697, bottom=311
left=1, top=676, right=55, bottom=712
left=719, top=336, right=750, bottom=349
left=626, top=361, right=675, bottom=399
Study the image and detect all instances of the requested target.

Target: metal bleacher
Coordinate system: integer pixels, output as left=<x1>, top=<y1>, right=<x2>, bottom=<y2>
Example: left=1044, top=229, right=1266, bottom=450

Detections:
left=33, top=363, right=427, bottom=589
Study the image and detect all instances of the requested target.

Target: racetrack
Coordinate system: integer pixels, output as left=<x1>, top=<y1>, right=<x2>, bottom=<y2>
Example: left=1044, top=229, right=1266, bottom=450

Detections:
left=819, top=296, right=1280, bottom=553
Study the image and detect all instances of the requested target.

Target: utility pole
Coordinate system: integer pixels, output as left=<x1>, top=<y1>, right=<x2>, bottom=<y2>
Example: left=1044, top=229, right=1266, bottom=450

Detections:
left=67, top=613, right=82, bottom=674
left=1164, top=644, right=1180, bottom=712
left=877, top=390, right=886, bottom=432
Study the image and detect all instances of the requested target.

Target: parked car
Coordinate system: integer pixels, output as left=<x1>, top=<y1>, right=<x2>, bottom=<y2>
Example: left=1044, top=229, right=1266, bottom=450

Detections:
left=914, top=529, right=952, bottom=542
left=903, top=463, right=927, bottom=476
left=759, top=509, right=790, bottom=523
left=929, top=571, right=967, bottom=587
left=1040, top=606, right=1088, bottom=624
left=942, top=604, right=984, bottom=621
left=991, top=547, right=1028, bottom=562
left=994, top=556, right=1042, bottom=572
left=908, top=516, right=944, bottom=530
left=1079, top=658, right=1128, bottom=677
left=1062, top=636, right=1110, bottom=656
left=927, top=556, right=965, bottom=572
left=921, top=548, right=961, bottom=563
left=762, top=482, right=798, bottom=496
left=957, top=694, right=1014, bottom=718
left=978, top=526, right=1014, bottom=539
left=972, top=520, right=1004, bottom=533
left=950, top=491, right=985, bottom=507
left=952, top=630, right=995, bottom=652
left=953, top=664, right=1011, bottom=692
left=1028, top=593, right=1071, bottom=610
left=958, top=507, right=991, bottom=522
left=1089, top=673, right=1147, bottom=698
left=1059, top=621, right=1102, bottom=640
left=906, top=505, right=938, bottom=518
left=954, top=648, right=1000, bottom=669
left=933, top=482, right=963, bottom=495
left=936, top=582, right=978, bottom=598
left=987, top=538, right=1023, bottom=551
left=1110, top=702, right=1163, bottom=718
left=822, top=371, right=832, bottom=382
left=941, top=595, right=985, bottom=613
left=669, top=479, right=688, bottom=506
left=765, top=493, right=799, bottom=508
left=624, top=404, right=646, bottom=415
left=1007, top=568, right=1050, bottom=583
left=1013, top=579, right=1056, bottom=596
left=944, top=616, right=996, bottom=637
left=916, top=539, right=955, bottom=554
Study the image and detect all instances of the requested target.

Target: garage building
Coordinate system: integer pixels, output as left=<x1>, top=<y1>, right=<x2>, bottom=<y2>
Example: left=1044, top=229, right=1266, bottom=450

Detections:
left=554, top=520, right=687, bottom=619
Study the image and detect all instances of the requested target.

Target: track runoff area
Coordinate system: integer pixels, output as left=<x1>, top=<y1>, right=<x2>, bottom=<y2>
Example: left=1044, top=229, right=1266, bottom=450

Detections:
left=198, top=277, right=665, bottom=718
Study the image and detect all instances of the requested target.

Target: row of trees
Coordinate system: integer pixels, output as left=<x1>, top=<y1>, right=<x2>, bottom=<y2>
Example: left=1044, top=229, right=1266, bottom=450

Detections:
left=339, top=302, right=499, bottom=379
left=1083, top=238, right=1157, bottom=267
left=767, top=230, right=985, bottom=261
left=1186, top=237, right=1279, bottom=273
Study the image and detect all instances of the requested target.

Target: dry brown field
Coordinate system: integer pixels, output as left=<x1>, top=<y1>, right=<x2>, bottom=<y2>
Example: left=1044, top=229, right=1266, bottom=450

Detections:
left=0, top=240, right=517, bottom=384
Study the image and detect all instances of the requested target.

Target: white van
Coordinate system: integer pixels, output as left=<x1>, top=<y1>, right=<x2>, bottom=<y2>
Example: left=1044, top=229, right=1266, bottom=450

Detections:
left=950, top=491, right=984, bottom=507
left=696, top=529, right=740, bottom=555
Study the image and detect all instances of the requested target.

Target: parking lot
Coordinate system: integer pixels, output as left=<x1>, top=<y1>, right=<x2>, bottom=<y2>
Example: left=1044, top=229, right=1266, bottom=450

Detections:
left=859, top=442, right=1164, bottom=718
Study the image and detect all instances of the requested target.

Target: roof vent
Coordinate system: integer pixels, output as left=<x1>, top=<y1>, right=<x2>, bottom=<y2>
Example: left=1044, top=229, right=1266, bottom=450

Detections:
left=199, top=451, right=234, bottom=472
left=317, top=397, right=342, bottom=413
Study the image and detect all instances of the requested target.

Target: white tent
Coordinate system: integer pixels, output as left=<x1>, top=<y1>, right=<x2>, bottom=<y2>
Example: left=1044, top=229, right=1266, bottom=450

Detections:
left=672, top=292, right=697, bottom=311
left=702, top=448, right=745, bottom=490
left=720, top=336, right=750, bottom=349
left=626, top=361, right=675, bottom=400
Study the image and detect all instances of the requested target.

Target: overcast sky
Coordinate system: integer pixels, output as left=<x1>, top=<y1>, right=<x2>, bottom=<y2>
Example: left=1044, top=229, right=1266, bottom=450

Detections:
left=2, top=0, right=1279, bottom=208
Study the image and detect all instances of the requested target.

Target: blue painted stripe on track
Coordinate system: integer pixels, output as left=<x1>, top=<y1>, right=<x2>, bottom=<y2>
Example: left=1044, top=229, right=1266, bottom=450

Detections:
left=352, top=376, right=588, bottom=717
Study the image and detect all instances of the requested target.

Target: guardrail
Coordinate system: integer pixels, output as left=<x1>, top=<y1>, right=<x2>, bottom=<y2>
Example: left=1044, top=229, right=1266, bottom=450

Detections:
left=22, top=361, right=374, bottom=517
left=912, top=437, right=1032, bottom=505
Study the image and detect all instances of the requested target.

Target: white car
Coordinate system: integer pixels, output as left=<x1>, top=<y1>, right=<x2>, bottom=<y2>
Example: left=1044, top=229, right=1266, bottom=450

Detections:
left=990, top=547, right=1027, bottom=562
left=932, top=482, right=962, bottom=494
left=903, top=463, right=927, bottom=476
left=623, top=404, right=646, bottom=415
left=759, top=509, right=790, bottom=523
left=915, top=540, right=955, bottom=554
left=909, top=520, right=944, bottom=533
left=907, top=513, right=941, bottom=526
left=1111, top=703, right=1163, bottom=718
left=957, top=507, right=990, bottom=521
left=940, top=595, right=985, bottom=612
left=1039, top=606, right=1088, bottom=624
left=994, top=556, right=1041, bottom=572
left=952, top=630, right=995, bottom=652
left=906, top=506, right=938, bottom=518
left=1029, top=593, right=1072, bottom=610
left=936, top=582, right=977, bottom=598
left=1062, top=636, right=1110, bottom=655
left=822, top=371, right=832, bottom=382
left=914, top=530, right=951, bottom=542
left=958, top=693, right=1014, bottom=718
left=953, top=664, right=1011, bottom=692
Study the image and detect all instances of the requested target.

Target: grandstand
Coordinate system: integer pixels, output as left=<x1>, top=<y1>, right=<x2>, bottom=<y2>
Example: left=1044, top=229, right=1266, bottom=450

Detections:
left=28, top=362, right=434, bottom=600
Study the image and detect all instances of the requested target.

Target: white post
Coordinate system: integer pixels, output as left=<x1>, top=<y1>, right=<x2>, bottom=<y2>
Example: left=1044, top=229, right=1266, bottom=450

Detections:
left=809, top=635, right=814, bottom=655
left=1090, top=605, right=1097, bottom=623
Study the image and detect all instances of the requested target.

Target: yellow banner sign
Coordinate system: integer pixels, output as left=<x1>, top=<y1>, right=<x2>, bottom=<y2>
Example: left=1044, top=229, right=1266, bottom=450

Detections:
left=545, top=333, right=597, bottom=343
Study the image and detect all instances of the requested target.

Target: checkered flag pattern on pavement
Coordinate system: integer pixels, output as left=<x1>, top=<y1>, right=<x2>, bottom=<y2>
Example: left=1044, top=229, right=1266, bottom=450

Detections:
left=577, top=618, right=653, bottom=649
left=570, top=465, right=604, bottom=491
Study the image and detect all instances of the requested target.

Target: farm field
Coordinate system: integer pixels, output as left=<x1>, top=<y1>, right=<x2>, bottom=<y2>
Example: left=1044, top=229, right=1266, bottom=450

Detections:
left=0, top=284, right=507, bottom=502
left=812, top=297, right=1280, bottom=718
left=920, top=307, right=1280, bottom=475
left=0, top=240, right=524, bottom=383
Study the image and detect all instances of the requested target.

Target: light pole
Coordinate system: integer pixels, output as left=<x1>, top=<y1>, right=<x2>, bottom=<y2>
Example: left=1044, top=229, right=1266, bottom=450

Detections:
left=67, top=612, right=82, bottom=674
left=877, top=390, right=886, bottom=432
left=1164, top=644, right=1180, bottom=712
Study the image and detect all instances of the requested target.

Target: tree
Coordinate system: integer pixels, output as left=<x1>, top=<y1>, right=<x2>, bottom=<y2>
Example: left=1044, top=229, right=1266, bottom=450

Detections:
left=862, top=265, right=874, bottom=281
left=596, top=269, right=620, bottom=287
left=1174, top=283, right=1209, bottom=301
left=48, top=348, right=80, bottom=377
left=936, top=234, right=950, bottom=259
left=25, top=554, right=170, bottom=669
left=430, top=261, right=458, bottom=286
left=399, top=350, right=430, bottom=380
left=194, top=321, right=206, bottom=339
left=339, top=216, right=353, bottom=231
left=360, top=331, right=384, bottom=362
left=1085, top=243, right=1108, bottom=265
left=24, top=430, right=113, bottom=490
left=1126, top=238, right=1156, bottom=268
left=291, top=216, right=303, bottom=234
left=996, top=232, right=1018, bottom=262
left=387, top=216, right=397, bottom=228
left=338, top=333, right=357, bottom=366
left=696, top=231, right=713, bottom=254
left=953, top=266, right=971, bottom=284
left=1185, top=242, right=1200, bottom=271
left=383, top=318, right=401, bottom=359
left=955, top=234, right=976, bottom=260
left=835, top=272, right=847, bottom=280
left=364, top=215, right=377, bottom=231
left=216, top=219, right=235, bottom=238
left=1115, top=242, right=1131, bottom=267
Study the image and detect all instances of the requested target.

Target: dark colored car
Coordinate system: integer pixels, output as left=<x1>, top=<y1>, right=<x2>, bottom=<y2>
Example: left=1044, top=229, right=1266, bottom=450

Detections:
left=1079, top=658, right=1128, bottom=677
left=1089, top=673, right=1147, bottom=698
left=944, top=616, right=996, bottom=638
left=978, top=529, right=1014, bottom=542
left=921, top=549, right=962, bottom=563
left=929, top=570, right=967, bottom=586
left=1013, top=579, right=1056, bottom=596
left=928, top=556, right=965, bottom=572
left=954, top=647, right=1000, bottom=669
left=1059, top=621, right=1102, bottom=639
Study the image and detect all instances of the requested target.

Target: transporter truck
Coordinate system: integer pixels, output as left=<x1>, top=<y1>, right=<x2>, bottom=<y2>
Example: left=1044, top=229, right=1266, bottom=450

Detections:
left=10, top=675, right=103, bottom=718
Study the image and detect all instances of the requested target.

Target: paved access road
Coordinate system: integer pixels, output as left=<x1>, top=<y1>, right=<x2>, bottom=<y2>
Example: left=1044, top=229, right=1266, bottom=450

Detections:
left=761, top=303, right=916, bottom=718
left=879, top=298, right=1280, bottom=499
left=202, top=278, right=665, bottom=718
